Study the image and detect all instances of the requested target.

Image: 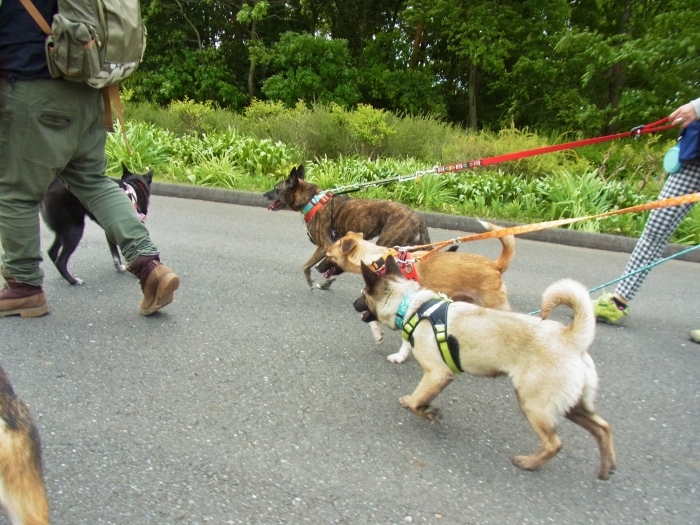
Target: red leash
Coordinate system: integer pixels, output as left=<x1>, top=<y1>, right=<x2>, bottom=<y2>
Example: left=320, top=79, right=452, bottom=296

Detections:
left=433, top=118, right=676, bottom=174
left=328, top=118, right=677, bottom=195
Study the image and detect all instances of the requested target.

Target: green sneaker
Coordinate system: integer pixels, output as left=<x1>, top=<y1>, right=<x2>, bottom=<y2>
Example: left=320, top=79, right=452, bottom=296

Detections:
left=593, top=293, right=628, bottom=325
left=690, top=330, right=700, bottom=344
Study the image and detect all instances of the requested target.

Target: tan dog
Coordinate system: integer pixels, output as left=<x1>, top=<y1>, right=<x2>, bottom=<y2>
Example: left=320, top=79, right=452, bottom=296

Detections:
left=0, top=365, right=50, bottom=525
left=320, top=221, right=514, bottom=362
left=355, top=256, right=616, bottom=480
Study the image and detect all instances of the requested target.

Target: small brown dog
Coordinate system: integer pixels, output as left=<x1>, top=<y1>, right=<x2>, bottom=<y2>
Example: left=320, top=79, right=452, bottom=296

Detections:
left=319, top=221, right=514, bottom=362
left=355, top=256, right=616, bottom=480
left=264, top=165, right=430, bottom=289
left=0, top=365, right=49, bottom=525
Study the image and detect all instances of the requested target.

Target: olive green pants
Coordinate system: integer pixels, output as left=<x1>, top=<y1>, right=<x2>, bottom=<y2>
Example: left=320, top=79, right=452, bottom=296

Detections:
left=0, top=78, right=157, bottom=286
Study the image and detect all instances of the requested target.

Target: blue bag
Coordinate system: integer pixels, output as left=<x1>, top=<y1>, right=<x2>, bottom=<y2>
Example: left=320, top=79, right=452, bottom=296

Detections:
left=663, top=120, right=700, bottom=173
left=678, top=120, right=700, bottom=163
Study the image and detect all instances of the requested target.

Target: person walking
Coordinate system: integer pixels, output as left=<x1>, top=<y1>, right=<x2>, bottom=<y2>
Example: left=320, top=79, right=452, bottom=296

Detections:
left=0, top=0, right=180, bottom=318
left=593, top=97, right=700, bottom=339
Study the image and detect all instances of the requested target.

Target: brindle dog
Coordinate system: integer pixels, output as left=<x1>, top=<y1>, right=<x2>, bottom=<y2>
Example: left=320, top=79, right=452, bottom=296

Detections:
left=264, top=165, right=430, bottom=289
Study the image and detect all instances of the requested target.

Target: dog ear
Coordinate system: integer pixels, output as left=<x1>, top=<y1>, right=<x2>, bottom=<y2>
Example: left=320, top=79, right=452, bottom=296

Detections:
left=383, top=255, right=403, bottom=277
left=340, top=237, right=357, bottom=255
left=121, top=162, right=130, bottom=180
left=144, top=169, right=154, bottom=184
left=287, top=166, right=301, bottom=188
left=360, top=261, right=381, bottom=291
left=296, top=165, right=305, bottom=180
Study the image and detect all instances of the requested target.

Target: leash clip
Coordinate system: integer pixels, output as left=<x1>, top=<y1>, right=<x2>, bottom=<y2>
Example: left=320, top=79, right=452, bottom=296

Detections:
left=630, top=124, right=644, bottom=138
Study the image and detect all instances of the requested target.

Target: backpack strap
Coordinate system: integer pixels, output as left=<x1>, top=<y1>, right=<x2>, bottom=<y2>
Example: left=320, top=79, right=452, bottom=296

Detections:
left=19, top=0, right=52, bottom=35
left=102, top=84, right=132, bottom=155
left=20, top=0, right=132, bottom=156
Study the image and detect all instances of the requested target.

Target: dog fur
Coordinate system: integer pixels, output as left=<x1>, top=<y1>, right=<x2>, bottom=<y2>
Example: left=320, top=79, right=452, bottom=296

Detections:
left=0, top=365, right=49, bottom=525
left=40, top=164, right=153, bottom=285
left=320, top=221, right=514, bottom=362
left=355, top=256, right=616, bottom=480
left=264, top=165, right=430, bottom=289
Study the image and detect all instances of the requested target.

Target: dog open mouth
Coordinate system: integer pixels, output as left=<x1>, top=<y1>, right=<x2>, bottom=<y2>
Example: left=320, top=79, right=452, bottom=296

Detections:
left=267, top=199, right=283, bottom=211
left=360, top=310, right=376, bottom=323
left=323, top=266, right=337, bottom=279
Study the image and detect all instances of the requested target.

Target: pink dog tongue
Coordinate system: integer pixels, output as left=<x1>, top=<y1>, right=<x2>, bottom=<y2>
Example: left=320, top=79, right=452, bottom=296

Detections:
left=267, top=200, right=282, bottom=211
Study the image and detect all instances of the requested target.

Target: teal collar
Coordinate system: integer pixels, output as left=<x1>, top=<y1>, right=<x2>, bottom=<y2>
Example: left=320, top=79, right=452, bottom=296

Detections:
left=395, top=293, right=415, bottom=330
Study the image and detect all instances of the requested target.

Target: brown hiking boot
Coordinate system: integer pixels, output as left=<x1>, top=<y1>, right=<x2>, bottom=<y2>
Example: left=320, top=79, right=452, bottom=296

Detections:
left=0, top=279, right=49, bottom=318
left=128, top=255, right=180, bottom=316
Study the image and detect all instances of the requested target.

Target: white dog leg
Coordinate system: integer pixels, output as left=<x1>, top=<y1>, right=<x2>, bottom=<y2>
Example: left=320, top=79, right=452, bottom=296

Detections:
left=387, top=339, right=412, bottom=363
left=368, top=320, right=384, bottom=344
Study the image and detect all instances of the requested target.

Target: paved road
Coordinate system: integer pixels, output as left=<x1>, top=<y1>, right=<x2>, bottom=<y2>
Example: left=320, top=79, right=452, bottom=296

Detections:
left=1, top=195, right=699, bottom=525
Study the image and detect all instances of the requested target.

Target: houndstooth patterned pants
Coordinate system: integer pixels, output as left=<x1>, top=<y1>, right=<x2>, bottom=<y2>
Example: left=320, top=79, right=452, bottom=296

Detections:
left=615, top=161, right=700, bottom=301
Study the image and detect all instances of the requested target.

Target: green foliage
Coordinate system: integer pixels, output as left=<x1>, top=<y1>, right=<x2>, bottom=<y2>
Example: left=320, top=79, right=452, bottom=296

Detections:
left=172, top=128, right=297, bottom=179
left=168, top=97, right=217, bottom=135
left=261, top=32, right=361, bottom=108
left=106, top=122, right=175, bottom=174
left=120, top=99, right=698, bottom=244
left=126, top=47, right=248, bottom=109
left=671, top=204, right=700, bottom=245
left=185, top=150, right=245, bottom=189
left=329, top=103, right=395, bottom=156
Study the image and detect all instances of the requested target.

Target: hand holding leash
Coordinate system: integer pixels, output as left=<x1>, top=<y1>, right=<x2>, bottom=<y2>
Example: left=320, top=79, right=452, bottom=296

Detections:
left=669, top=102, right=698, bottom=129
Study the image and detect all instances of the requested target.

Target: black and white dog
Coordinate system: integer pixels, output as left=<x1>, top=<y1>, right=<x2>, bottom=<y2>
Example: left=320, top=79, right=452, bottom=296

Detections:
left=41, top=164, right=153, bottom=285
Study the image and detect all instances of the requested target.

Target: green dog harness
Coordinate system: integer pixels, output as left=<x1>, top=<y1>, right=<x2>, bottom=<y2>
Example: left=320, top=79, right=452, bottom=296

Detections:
left=400, top=298, right=463, bottom=374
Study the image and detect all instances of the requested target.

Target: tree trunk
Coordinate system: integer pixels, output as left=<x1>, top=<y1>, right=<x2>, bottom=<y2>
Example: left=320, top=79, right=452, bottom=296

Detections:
left=409, top=20, right=425, bottom=69
left=247, top=18, right=258, bottom=100
left=468, top=63, right=478, bottom=130
left=603, top=0, right=632, bottom=135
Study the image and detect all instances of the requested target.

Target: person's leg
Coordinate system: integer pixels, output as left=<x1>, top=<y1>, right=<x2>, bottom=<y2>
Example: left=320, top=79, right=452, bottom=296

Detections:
left=595, top=162, right=700, bottom=324
left=0, top=79, right=87, bottom=316
left=57, top=83, right=179, bottom=315
left=55, top=84, right=159, bottom=264
left=0, top=80, right=78, bottom=285
left=614, top=162, right=700, bottom=303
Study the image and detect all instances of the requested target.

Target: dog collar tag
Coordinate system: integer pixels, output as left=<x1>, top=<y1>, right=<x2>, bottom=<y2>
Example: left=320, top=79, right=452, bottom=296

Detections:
left=395, top=293, right=415, bottom=330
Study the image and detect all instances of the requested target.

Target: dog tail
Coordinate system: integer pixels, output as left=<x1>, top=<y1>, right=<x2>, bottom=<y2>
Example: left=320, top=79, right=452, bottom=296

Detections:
left=0, top=367, right=50, bottom=525
left=478, top=220, right=515, bottom=274
left=539, top=279, right=595, bottom=351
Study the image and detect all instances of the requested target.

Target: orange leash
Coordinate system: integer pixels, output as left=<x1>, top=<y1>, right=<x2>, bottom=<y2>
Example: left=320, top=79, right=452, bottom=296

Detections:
left=405, top=192, right=700, bottom=260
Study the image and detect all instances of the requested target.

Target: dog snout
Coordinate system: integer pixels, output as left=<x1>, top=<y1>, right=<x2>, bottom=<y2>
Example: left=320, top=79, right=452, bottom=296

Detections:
left=263, top=189, right=278, bottom=200
left=353, top=295, right=368, bottom=312
left=316, top=258, right=343, bottom=277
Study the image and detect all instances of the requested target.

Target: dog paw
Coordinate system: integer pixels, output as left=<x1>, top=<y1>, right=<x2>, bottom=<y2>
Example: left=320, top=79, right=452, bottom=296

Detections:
left=511, top=455, right=540, bottom=471
left=314, top=278, right=335, bottom=291
left=400, top=398, right=442, bottom=421
left=116, top=264, right=127, bottom=272
left=72, top=278, right=85, bottom=285
left=387, top=352, right=407, bottom=363
left=423, top=407, right=443, bottom=421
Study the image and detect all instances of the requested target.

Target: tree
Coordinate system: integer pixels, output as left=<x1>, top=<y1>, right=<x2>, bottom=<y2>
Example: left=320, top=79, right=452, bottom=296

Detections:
left=261, top=32, right=361, bottom=107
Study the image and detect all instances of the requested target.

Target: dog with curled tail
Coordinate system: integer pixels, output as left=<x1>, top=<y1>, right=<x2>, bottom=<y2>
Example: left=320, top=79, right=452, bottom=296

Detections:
left=355, top=256, right=616, bottom=480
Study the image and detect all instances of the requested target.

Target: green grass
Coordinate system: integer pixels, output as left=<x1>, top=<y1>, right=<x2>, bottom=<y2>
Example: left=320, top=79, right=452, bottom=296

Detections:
left=107, top=99, right=696, bottom=245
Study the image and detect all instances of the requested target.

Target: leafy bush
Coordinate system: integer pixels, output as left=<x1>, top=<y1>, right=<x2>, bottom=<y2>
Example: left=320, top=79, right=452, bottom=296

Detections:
left=330, top=103, right=395, bottom=156
left=261, top=32, right=361, bottom=108
left=106, top=122, right=175, bottom=174
left=115, top=99, right=697, bottom=244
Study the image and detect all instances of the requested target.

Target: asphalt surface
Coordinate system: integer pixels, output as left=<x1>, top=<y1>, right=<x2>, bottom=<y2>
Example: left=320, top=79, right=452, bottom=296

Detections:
left=1, top=191, right=699, bottom=525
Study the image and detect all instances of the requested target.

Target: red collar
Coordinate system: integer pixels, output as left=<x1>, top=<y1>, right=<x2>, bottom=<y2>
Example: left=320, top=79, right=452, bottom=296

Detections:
left=372, top=250, right=419, bottom=281
left=302, top=192, right=333, bottom=223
